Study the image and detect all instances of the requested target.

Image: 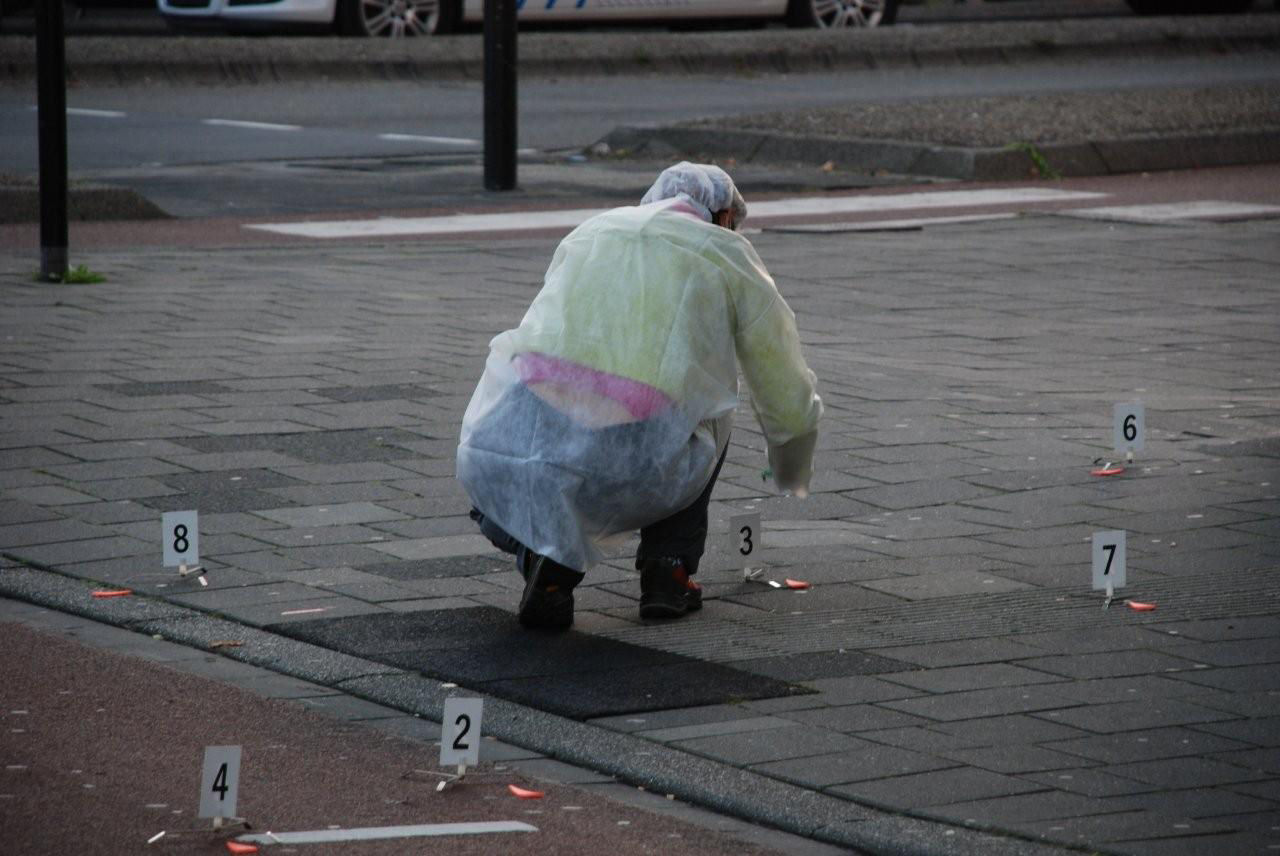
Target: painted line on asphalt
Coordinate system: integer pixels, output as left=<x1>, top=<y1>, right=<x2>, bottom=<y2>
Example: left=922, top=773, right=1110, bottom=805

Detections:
left=244, top=187, right=1108, bottom=239
left=238, top=821, right=538, bottom=844
left=66, top=108, right=127, bottom=118
left=203, top=118, right=303, bottom=132
left=762, top=212, right=1021, bottom=233
left=380, top=133, right=538, bottom=156
left=380, top=132, right=482, bottom=146
left=248, top=207, right=599, bottom=238
left=750, top=187, right=1106, bottom=218
left=1059, top=201, right=1280, bottom=223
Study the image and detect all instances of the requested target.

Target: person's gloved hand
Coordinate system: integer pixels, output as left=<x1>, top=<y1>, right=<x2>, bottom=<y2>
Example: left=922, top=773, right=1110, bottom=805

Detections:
left=767, top=430, right=817, bottom=498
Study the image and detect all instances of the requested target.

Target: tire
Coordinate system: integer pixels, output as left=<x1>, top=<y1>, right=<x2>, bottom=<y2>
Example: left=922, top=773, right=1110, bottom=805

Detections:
left=787, top=0, right=898, bottom=29
left=1125, top=0, right=1252, bottom=13
left=336, top=0, right=457, bottom=36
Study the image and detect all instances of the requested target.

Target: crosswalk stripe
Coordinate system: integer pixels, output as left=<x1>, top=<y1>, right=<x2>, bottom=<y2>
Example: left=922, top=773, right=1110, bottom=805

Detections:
left=244, top=187, right=1106, bottom=240
left=1060, top=201, right=1280, bottom=223
left=762, top=213, right=1021, bottom=234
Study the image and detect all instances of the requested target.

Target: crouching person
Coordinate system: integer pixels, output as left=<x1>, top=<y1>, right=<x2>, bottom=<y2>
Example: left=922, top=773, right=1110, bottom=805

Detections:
left=456, top=162, right=822, bottom=630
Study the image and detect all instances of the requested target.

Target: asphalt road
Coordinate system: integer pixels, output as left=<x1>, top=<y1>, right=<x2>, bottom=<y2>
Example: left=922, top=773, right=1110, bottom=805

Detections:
left=3, top=51, right=1277, bottom=218
left=3, top=54, right=1278, bottom=174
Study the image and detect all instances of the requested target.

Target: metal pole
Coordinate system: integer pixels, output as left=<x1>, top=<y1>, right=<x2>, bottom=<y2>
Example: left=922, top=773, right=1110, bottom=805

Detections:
left=483, top=0, right=517, bottom=191
left=36, top=0, right=69, bottom=281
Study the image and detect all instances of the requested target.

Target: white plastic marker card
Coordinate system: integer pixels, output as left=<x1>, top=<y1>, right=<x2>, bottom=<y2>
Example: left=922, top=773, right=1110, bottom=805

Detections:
left=440, top=698, right=484, bottom=767
left=1114, top=403, right=1145, bottom=455
left=729, top=512, right=762, bottom=579
left=1092, top=530, right=1127, bottom=595
left=162, top=510, right=199, bottom=567
left=199, top=745, right=242, bottom=819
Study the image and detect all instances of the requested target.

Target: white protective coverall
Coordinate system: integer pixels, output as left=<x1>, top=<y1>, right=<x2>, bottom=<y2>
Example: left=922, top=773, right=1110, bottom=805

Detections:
left=457, top=162, right=823, bottom=572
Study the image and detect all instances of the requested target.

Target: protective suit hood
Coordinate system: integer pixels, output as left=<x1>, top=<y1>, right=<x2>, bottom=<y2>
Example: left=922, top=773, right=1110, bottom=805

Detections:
left=640, top=161, right=748, bottom=231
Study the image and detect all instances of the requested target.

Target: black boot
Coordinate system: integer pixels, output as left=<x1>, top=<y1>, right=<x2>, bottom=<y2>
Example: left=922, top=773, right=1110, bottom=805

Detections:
left=638, top=557, right=702, bottom=620
left=518, top=551, right=584, bottom=631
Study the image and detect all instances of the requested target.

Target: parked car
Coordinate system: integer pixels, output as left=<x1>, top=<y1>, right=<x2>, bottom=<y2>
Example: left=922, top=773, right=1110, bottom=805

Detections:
left=156, top=0, right=900, bottom=37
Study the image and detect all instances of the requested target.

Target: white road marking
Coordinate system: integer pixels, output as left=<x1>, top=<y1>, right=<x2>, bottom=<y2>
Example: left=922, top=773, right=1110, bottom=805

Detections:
left=237, top=821, right=538, bottom=844
left=763, top=213, right=1020, bottom=234
left=1063, top=201, right=1280, bottom=223
left=66, top=108, right=126, bottom=118
left=380, top=133, right=482, bottom=146
left=203, top=118, right=302, bottom=132
left=379, top=133, right=537, bottom=156
left=248, top=208, right=600, bottom=239
left=245, top=187, right=1106, bottom=239
left=749, top=187, right=1105, bottom=219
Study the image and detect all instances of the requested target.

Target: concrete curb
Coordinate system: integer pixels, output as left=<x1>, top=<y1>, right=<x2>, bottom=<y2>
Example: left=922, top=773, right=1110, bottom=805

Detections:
left=600, top=125, right=1280, bottom=180
left=0, top=559, right=1101, bottom=856
left=1, top=15, right=1277, bottom=84
left=0, top=181, right=171, bottom=224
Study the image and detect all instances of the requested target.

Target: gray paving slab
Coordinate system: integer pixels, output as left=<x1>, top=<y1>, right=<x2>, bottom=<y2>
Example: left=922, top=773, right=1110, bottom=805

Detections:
left=1192, top=717, right=1280, bottom=747
left=932, top=714, right=1090, bottom=747
left=879, top=664, right=1065, bottom=694
left=928, top=789, right=1127, bottom=825
left=1021, top=768, right=1162, bottom=799
left=1045, top=726, right=1256, bottom=766
left=1035, top=675, right=1207, bottom=706
left=637, top=715, right=801, bottom=744
left=834, top=765, right=1047, bottom=809
left=1017, top=650, right=1208, bottom=680
left=1100, top=757, right=1269, bottom=790
left=1112, top=786, right=1278, bottom=821
left=782, top=703, right=937, bottom=735
left=1006, top=811, right=1232, bottom=848
left=673, top=725, right=870, bottom=768
left=1038, top=698, right=1238, bottom=735
left=881, top=686, right=1080, bottom=723
left=1166, top=664, right=1280, bottom=693
left=4, top=195, right=1280, bottom=856
left=938, top=744, right=1096, bottom=775
left=591, top=704, right=765, bottom=735
left=757, top=743, right=957, bottom=789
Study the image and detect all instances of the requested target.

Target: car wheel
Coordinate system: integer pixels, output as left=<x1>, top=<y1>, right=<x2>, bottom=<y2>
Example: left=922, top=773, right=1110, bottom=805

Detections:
left=787, top=0, right=898, bottom=28
left=337, top=0, right=457, bottom=36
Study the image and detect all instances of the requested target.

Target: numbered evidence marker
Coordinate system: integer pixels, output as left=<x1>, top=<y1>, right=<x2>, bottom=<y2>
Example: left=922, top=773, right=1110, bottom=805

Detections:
left=440, top=697, right=484, bottom=778
left=199, top=745, right=242, bottom=824
left=162, top=510, right=204, bottom=583
left=1114, top=402, right=1145, bottom=459
left=730, top=512, right=763, bottom=580
left=1092, top=530, right=1127, bottom=606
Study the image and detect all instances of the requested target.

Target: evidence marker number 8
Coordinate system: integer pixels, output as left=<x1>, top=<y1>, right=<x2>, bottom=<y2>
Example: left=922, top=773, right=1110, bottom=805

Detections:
left=162, top=510, right=200, bottom=568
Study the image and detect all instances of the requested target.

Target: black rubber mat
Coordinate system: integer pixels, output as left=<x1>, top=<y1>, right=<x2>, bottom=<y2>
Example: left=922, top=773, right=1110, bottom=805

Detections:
left=269, top=607, right=808, bottom=719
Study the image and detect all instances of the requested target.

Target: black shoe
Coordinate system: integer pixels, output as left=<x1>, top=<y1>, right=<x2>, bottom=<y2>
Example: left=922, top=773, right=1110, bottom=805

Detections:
left=518, top=551, right=584, bottom=631
left=638, top=557, right=702, bottom=620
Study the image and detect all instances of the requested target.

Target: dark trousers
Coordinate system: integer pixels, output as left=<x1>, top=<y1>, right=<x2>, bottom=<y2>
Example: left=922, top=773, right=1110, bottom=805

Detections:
left=472, top=443, right=727, bottom=576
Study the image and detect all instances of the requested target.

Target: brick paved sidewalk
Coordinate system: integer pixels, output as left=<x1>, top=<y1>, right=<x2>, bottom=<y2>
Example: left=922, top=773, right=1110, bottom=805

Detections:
left=2, top=211, right=1278, bottom=854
